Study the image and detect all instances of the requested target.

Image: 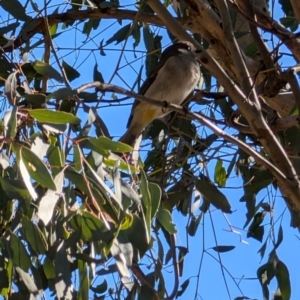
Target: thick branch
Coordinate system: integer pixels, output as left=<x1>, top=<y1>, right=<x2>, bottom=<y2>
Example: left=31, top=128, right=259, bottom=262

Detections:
left=146, top=0, right=300, bottom=214
left=76, top=82, right=286, bottom=186
left=2, top=8, right=178, bottom=52
left=290, top=0, right=300, bottom=24
left=233, top=0, right=300, bottom=61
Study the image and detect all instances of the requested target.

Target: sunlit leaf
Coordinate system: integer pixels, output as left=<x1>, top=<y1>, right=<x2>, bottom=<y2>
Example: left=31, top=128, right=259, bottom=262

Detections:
left=29, top=109, right=80, bottom=124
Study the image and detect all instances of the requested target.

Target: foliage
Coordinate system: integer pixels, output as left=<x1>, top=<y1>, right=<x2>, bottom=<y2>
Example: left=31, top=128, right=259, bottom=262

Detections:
left=0, top=0, right=299, bottom=299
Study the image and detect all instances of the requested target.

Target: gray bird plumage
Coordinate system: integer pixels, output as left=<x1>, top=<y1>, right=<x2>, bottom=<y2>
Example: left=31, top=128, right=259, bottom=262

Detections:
left=119, top=41, right=200, bottom=148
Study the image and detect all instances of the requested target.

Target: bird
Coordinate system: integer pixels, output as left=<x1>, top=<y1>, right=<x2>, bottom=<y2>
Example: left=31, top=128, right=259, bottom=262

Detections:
left=119, top=41, right=200, bottom=148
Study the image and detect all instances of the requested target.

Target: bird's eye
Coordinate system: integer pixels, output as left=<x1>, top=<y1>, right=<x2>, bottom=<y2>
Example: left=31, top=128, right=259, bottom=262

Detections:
left=187, top=46, right=191, bottom=50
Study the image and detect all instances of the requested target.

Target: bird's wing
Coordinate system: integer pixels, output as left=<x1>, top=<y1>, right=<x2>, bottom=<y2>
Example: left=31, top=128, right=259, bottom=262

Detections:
left=126, top=56, right=169, bottom=128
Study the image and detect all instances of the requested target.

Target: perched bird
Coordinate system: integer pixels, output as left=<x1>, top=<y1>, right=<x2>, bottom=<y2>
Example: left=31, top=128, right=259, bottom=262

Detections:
left=119, top=41, right=200, bottom=148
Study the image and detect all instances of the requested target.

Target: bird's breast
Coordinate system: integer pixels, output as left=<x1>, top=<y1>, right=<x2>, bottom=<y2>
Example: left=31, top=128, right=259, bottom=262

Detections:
left=144, top=54, right=200, bottom=105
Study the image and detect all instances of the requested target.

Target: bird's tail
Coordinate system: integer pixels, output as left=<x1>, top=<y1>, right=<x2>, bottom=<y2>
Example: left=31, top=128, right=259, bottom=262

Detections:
left=119, top=130, right=139, bottom=148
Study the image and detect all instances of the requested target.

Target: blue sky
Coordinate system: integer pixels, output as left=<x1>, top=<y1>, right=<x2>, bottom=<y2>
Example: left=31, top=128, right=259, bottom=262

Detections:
left=1, top=0, right=300, bottom=299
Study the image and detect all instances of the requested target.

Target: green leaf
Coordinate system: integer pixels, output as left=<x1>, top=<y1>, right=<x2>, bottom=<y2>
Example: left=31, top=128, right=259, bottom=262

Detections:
left=125, top=215, right=150, bottom=257
left=47, top=87, right=74, bottom=100
left=156, top=209, right=176, bottom=234
left=20, top=146, right=56, bottom=190
left=22, top=218, right=47, bottom=254
left=73, top=145, right=82, bottom=172
left=140, top=169, right=152, bottom=242
left=23, top=93, right=47, bottom=108
left=276, top=260, right=291, bottom=300
left=78, top=259, right=89, bottom=300
left=214, top=159, right=227, bottom=187
left=88, top=137, right=132, bottom=153
left=81, top=212, right=113, bottom=242
left=29, top=109, right=80, bottom=124
left=43, top=256, right=55, bottom=279
left=62, top=61, right=80, bottom=82
left=149, top=182, right=161, bottom=220
left=7, top=233, right=31, bottom=271
left=0, top=255, right=9, bottom=297
left=49, top=23, right=57, bottom=36
left=0, top=0, right=31, bottom=21
left=196, top=177, right=231, bottom=213
left=65, top=168, right=107, bottom=206
left=32, top=60, right=63, bottom=82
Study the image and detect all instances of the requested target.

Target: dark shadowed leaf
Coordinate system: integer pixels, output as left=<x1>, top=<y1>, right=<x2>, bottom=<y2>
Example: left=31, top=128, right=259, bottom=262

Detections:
left=78, top=259, right=89, bottom=300
left=178, top=246, right=188, bottom=276
left=156, top=209, right=176, bottom=234
left=23, top=93, right=47, bottom=108
left=62, top=60, right=80, bottom=82
left=247, top=212, right=265, bottom=242
left=0, top=255, right=9, bottom=295
left=7, top=233, right=31, bottom=271
left=47, top=87, right=74, bottom=100
left=0, top=0, right=30, bottom=21
left=196, top=176, right=231, bottom=213
left=55, top=241, right=73, bottom=300
left=212, top=245, right=235, bottom=253
left=90, top=279, right=108, bottom=294
left=43, top=256, right=55, bottom=279
left=22, top=218, right=47, bottom=254
left=125, top=215, right=150, bottom=257
left=276, top=260, right=291, bottom=300
left=188, top=213, right=202, bottom=236
left=258, top=239, right=268, bottom=260
left=0, top=22, right=20, bottom=35
left=93, top=63, right=105, bottom=82
left=176, top=279, right=190, bottom=298
left=32, top=60, right=63, bottom=82
left=106, top=23, right=131, bottom=45
left=274, top=226, right=283, bottom=250
left=0, top=178, right=31, bottom=200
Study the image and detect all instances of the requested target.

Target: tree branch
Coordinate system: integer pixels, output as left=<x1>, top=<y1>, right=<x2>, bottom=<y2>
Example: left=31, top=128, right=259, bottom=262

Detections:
left=145, top=0, right=300, bottom=220
left=76, top=80, right=300, bottom=223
